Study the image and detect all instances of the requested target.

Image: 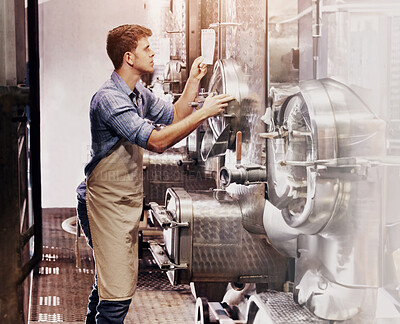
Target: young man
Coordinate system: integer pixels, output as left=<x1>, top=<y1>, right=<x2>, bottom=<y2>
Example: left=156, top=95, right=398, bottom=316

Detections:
left=76, top=24, right=234, bottom=323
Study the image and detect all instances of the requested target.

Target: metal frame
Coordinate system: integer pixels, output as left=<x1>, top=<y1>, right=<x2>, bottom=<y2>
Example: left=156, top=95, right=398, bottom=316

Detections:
left=0, top=1, right=42, bottom=323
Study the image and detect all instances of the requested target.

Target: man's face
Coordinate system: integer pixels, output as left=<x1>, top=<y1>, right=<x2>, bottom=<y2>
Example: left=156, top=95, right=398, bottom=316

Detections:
left=132, top=37, right=155, bottom=74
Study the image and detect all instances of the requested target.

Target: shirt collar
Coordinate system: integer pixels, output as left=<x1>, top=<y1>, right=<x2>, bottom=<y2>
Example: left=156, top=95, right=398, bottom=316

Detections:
left=111, top=71, right=141, bottom=99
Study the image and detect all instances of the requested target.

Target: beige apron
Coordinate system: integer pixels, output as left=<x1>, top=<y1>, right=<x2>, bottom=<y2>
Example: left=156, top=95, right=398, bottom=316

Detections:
left=86, top=138, right=143, bottom=301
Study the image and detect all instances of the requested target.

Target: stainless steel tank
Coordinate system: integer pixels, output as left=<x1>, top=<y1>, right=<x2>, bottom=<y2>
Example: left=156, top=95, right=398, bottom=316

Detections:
left=143, top=148, right=215, bottom=205
left=148, top=57, right=288, bottom=290
left=149, top=188, right=287, bottom=287
left=145, top=0, right=400, bottom=322
left=263, top=78, right=390, bottom=321
left=202, top=58, right=268, bottom=236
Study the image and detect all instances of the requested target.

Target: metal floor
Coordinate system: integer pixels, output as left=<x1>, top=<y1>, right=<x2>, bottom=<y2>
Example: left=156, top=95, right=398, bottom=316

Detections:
left=29, top=208, right=196, bottom=324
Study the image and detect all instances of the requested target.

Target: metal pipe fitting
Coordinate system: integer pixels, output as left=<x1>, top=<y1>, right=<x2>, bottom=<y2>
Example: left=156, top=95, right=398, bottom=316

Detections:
left=219, top=164, right=267, bottom=187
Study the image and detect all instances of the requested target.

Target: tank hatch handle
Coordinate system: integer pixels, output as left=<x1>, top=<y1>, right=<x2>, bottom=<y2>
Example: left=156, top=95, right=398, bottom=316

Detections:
left=149, top=202, right=189, bottom=229
left=148, top=241, right=188, bottom=271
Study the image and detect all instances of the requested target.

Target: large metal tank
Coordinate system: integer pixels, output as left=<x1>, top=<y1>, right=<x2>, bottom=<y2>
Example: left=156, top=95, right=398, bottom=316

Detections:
left=149, top=188, right=287, bottom=287
left=148, top=57, right=288, bottom=290
left=146, top=0, right=400, bottom=322
left=143, top=147, right=216, bottom=206
left=263, top=78, right=394, bottom=322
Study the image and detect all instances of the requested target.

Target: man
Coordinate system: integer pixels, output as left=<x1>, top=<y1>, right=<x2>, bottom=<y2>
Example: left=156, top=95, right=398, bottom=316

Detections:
left=76, top=24, right=234, bottom=323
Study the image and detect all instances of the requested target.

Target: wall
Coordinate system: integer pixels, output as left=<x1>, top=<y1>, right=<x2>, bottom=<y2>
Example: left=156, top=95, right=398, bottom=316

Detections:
left=39, top=0, right=149, bottom=207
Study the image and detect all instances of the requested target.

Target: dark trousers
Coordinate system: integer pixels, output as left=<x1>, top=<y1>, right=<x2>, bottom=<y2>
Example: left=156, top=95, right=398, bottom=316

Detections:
left=85, top=277, right=131, bottom=324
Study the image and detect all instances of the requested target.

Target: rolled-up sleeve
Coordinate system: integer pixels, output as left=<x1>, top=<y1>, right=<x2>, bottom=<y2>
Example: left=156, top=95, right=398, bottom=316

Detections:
left=99, top=92, right=155, bottom=148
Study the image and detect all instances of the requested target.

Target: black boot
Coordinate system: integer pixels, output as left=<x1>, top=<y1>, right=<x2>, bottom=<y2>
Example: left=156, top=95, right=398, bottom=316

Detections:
left=85, top=314, right=96, bottom=324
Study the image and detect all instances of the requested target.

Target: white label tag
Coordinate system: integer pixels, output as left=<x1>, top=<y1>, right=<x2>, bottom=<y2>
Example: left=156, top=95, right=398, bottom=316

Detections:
left=201, top=29, right=216, bottom=65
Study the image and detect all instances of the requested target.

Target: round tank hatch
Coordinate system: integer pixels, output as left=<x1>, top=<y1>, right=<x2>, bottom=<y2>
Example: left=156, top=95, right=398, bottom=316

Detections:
left=200, top=59, right=248, bottom=161
left=267, top=78, right=385, bottom=233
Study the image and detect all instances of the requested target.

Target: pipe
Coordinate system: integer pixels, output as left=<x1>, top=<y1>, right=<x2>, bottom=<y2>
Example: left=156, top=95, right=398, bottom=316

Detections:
left=218, top=0, right=222, bottom=60
left=271, top=6, right=313, bottom=25
left=219, top=165, right=267, bottom=187
left=313, top=0, right=322, bottom=79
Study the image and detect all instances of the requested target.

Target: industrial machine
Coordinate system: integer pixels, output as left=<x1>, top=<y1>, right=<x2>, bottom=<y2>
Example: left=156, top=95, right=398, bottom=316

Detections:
left=263, top=78, right=389, bottom=322
left=145, top=0, right=400, bottom=323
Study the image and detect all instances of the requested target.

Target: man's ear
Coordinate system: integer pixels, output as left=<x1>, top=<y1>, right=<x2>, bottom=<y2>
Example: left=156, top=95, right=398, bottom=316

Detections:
left=124, top=51, right=134, bottom=67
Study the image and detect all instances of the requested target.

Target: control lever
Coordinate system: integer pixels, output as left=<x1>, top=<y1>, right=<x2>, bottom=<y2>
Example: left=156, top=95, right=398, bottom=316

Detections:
left=236, top=131, right=242, bottom=164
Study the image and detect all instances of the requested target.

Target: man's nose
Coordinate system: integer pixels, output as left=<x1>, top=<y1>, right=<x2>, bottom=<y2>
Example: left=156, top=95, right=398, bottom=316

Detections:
left=150, top=50, right=155, bottom=57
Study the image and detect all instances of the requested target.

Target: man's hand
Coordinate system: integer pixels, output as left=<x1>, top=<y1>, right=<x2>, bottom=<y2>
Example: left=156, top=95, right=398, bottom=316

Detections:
left=189, top=56, right=207, bottom=81
left=148, top=92, right=235, bottom=153
left=201, top=93, right=235, bottom=118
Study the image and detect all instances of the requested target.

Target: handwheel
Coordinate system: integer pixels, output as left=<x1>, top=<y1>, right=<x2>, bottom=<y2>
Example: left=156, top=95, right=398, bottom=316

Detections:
left=195, top=297, right=210, bottom=324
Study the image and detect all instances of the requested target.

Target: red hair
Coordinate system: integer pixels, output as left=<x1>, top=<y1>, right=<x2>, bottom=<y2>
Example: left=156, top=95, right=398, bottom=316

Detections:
left=106, top=24, right=152, bottom=69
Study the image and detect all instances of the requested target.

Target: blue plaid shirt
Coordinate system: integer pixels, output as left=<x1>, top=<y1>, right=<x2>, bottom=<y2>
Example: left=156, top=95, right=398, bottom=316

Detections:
left=76, top=71, right=174, bottom=205
left=84, top=71, right=174, bottom=178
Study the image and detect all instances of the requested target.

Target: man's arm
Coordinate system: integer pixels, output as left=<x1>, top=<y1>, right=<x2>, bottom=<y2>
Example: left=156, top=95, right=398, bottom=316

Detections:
left=147, top=93, right=234, bottom=153
left=171, top=57, right=207, bottom=123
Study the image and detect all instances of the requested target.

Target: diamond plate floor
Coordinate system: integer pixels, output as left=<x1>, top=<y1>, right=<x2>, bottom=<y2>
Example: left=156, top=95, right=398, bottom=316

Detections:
left=255, top=291, right=327, bottom=323
left=29, top=208, right=196, bottom=323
